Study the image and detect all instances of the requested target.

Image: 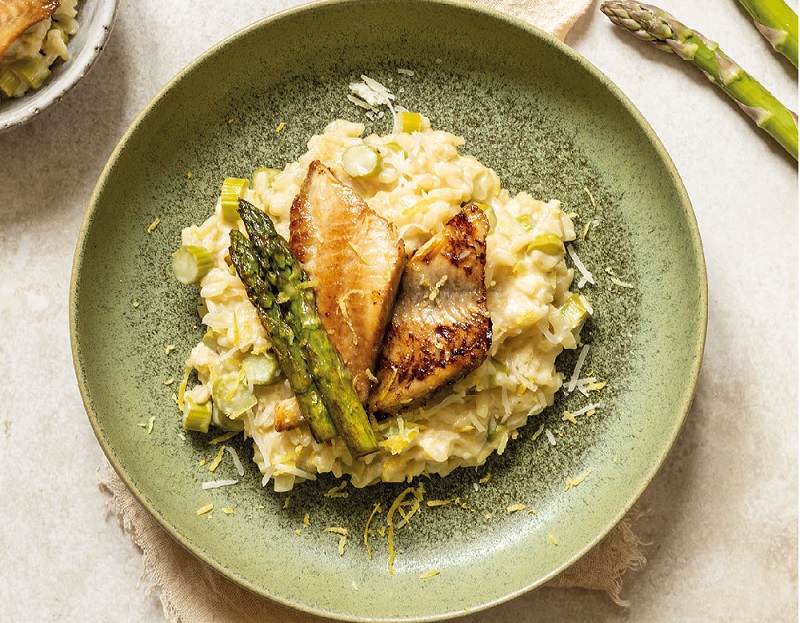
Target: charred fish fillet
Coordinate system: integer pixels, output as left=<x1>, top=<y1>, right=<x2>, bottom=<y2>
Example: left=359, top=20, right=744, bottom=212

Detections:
left=0, top=0, right=59, bottom=60
left=369, top=203, right=492, bottom=415
left=290, top=160, right=406, bottom=402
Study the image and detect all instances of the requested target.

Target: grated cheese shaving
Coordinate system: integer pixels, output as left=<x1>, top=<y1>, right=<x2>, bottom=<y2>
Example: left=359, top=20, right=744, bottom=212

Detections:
left=566, top=244, right=594, bottom=287
left=506, top=504, right=526, bottom=513
left=420, top=569, right=440, bottom=580
left=567, top=345, right=590, bottom=393
left=202, top=479, right=238, bottom=489
left=222, top=507, right=234, bottom=515
left=545, top=429, right=557, bottom=446
left=548, top=534, right=559, bottom=545
left=225, top=446, right=245, bottom=476
left=147, top=217, right=161, bottom=234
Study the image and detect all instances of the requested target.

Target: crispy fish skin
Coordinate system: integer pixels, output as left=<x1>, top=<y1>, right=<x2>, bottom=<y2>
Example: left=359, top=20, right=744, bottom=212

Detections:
left=369, top=203, right=492, bottom=415
left=290, top=160, right=405, bottom=403
left=0, top=0, right=59, bottom=60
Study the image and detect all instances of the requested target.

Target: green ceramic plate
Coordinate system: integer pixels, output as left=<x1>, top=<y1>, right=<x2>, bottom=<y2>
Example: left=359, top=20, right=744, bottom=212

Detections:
left=70, top=0, right=706, bottom=620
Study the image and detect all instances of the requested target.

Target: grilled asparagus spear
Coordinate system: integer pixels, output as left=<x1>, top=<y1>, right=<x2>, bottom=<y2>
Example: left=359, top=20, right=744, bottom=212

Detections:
left=228, top=230, right=338, bottom=442
left=237, top=200, right=380, bottom=458
left=601, top=1, right=798, bottom=159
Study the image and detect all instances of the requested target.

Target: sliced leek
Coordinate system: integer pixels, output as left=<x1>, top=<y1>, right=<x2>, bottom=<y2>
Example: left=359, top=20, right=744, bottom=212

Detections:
left=560, top=293, right=590, bottom=335
left=341, top=144, right=382, bottom=178
left=393, top=111, right=423, bottom=133
left=183, top=397, right=212, bottom=433
left=242, top=352, right=280, bottom=385
left=527, top=233, right=564, bottom=255
left=211, top=372, right=257, bottom=419
left=220, top=178, right=249, bottom=221
left=172, top=245, right=213, bottom=285
left=11, top=58, right=51, bottom=89
left=0, top=66, right=22, bottom=98
left=211, top=402, right=245, bottom=432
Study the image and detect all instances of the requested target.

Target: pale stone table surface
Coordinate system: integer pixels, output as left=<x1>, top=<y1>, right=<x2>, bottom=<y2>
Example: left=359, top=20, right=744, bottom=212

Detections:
left=1, top=1, right=796, bottom=621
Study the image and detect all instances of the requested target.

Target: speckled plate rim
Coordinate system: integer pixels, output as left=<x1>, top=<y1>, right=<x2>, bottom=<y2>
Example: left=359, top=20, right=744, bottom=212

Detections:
left=70, top=0, right=707, bottom=619
left=0, top=0, right=119, bottom=133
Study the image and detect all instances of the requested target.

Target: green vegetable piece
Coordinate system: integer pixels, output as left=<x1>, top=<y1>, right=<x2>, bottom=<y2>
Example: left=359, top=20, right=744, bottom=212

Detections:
left=738, top=0, right=798, bottom=68
left=242, top=352, right=280, bottom=385
left=341, top=144, right=382, bottom=178
left=172, top=245, right=213, bottom=285
left=560, top=293, right=591, bottom=335
left=0, top=65, right=22, bottom=97
left=220, top=178, right=249, bottom=221
left=211, top=402, right=245, bottom=432
left=183, top=397, right=212, bottom=433
left=237, top=200, right=380, bottom=457
left=211, top=372, right=257, bottom=419
left=527, top=233, right=564, bottom=255
left=473, top=202, right=497, bottom=232
left=228, top=230, right=338, bottom=442
left=601, top=2, right=798, bottom=159
left=10, top=57, right=50, bottom=90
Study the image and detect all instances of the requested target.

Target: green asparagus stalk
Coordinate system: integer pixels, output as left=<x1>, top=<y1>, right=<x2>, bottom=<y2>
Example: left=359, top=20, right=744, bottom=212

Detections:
left=738, top=0, right=798, bottom=68
left=601, top=2, right=799, bottom=159
left=228, top=230, right=338, bottom=442
left=237, top=200, right=380, bottom=458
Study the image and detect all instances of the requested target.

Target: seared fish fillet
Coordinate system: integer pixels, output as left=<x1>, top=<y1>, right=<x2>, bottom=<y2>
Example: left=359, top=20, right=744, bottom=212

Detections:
left=290, top=160, right=406, bottom=402
left=0, top=0, right=59, bottom=60
left=369, top=203, right=492, bottom=415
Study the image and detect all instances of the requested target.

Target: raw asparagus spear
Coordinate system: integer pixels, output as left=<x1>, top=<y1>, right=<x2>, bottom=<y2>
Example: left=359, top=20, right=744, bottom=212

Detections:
left=601, top=2, right=798, bottom=159
left=237, top=200, right=380, bottom=458
left=228, top=230, right=338, bottom=442
left=738, top=0, right=798, bottom=68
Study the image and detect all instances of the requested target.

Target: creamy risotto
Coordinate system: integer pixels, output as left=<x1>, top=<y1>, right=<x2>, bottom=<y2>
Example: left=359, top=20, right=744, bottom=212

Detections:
left=178, top=116, right=586, bottom=491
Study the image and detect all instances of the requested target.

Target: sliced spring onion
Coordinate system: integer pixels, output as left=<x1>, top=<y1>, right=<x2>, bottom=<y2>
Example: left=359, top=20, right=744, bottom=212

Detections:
left=560, top=293, right=590, bottom=334
left=393, top=111, right=423, bottom=133
left=183, top=397, right=212, bottom=433
left=0, top=66, right=22, bottom=97
left=11, top=58, right=51, bottom=90
left=341, top=144, right=382, bottom=178
left=241, top=352, right=280, bottom=386
left=527, top=233, right=563, bottom=255
left=211, top=372, right=257, bottom=419
left=220, top=177, right=249, bottom=221
left=172, top=245, right=213, bottom=285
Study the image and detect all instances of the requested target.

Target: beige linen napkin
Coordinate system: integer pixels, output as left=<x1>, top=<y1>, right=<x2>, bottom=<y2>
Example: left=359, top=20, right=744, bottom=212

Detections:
left=98, top=1, right=649, bottom=620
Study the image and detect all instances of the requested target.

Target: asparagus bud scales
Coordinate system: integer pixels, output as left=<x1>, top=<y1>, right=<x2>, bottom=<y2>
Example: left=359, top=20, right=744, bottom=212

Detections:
left=738, top=0, right=798, bottom=67
left=228, top=230, right=338, bottom=442
left=601, top=2, right=798, bottom=159
left=237, top=200, right=380, bottom=458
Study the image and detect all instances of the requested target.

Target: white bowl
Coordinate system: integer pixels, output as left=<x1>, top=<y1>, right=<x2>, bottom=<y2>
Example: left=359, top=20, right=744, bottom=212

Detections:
left=0, top=0, right=118, bottom=133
